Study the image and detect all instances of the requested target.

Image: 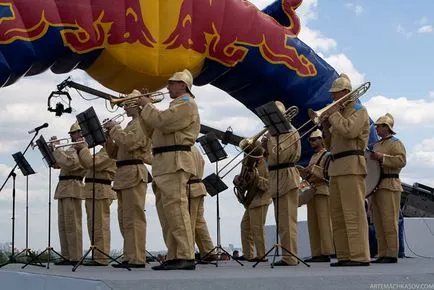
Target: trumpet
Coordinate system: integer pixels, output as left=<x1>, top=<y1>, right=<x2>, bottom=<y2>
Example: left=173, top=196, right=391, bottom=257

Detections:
left=274, top=81, right=371, bottom=154
left=32, top=137, right=70, bottom=149
left=109, top=91, right=168, bottom=109
left=54, top=140, right=86, bottom=149
left=218, top=105, right=299, bottom=179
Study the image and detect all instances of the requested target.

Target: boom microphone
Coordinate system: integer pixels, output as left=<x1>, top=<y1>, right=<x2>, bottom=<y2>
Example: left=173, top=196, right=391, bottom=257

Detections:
left=28, top=123, right=49, bottom=134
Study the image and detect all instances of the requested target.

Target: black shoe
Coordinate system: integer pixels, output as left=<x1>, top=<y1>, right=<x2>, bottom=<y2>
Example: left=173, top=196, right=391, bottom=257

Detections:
left=330, top=260, right=350, bottom=267
left=248, top=257, right=268, bottom=262
left=83, top=260, right=107, bottom=266
left=272, top=260, right=297, bottom=266
left=331, top=260, right=369, bottom=267
left=54, top=259, right=72, bottom=266
left=152, top=259, right=196, bottom=270
left=379, top=257, right=397, bottom=264
left=112, top=262, right=146, bottom=268
left=304, top=255, right=330, bottom=262
left=371, top=257, right=385, bottom=263
left=234, top=255, right=249, bottom=261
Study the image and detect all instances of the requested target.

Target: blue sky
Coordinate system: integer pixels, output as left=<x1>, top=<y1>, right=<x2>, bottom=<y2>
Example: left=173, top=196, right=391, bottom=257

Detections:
left=0, top=0, right=433, bottom=252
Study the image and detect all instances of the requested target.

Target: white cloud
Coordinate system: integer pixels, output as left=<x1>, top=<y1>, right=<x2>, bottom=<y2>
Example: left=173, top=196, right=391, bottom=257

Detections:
left=429, top=91, right=434, bottom=98
left=417, top=25, right=433, bottom=33
left=345, top=3, right=364, bottom=15
left=322, top=53, right=365, bottom=86
left=396, top=24, right=413, bottom=38
left=364, top=95, right=434, bottom=126
left=299, top=27, right=337, bottom=53
left=419, top=16, right=429, bottom=26
left=408, top=138, right=434, bottom=168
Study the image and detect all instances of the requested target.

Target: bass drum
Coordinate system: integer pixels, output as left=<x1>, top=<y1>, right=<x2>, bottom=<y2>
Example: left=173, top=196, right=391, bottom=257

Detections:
left=322, top=151, right=381, bottom=197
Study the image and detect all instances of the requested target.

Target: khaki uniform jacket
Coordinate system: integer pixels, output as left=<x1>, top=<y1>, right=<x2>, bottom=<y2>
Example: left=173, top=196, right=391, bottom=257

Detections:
left=248, top=158, right=272, bottom=209
left=306, top=148, right=329, bottom=196
left=373, top=136, right=406, bottom=192
left=53, top=148, right=86, bottom=200
left=266, top=127, right=301, bottom=197
left=140, top=94, right=200, bottom=177
left=78, top=147, right=117, bottom=200
left=324, top=101, right=370, bottom=176
left=189, top=146, right=207, bottom=198
left=106, top=118, right=151, bottom=190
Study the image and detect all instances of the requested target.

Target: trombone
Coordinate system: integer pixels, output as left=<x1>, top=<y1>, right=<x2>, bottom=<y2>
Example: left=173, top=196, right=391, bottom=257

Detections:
left=102, top=112, right=126, bottom=126
left=217, top=106, right=299, bottom=179
left=273, top=81, right=371, bottom=154
left=109, top=91, right=169, bottom=109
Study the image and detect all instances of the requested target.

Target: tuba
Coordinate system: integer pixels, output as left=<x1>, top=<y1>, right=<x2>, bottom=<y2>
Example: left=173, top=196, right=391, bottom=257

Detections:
left=233, top=141, right=264, bottom=206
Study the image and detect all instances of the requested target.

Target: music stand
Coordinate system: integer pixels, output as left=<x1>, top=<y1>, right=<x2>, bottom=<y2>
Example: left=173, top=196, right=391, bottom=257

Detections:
left=0, top=152, right=37, bottom=268
left=23, top=136, right=67, bottom=269
left=73, top=107, right=127, bottom=271
left=197, top=133, right=243, bottom=267
left=252, top=101, right=309, bottom=268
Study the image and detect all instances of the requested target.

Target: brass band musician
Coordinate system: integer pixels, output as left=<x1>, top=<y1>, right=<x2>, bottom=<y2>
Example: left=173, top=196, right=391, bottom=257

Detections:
left=51, top=122, right=86, bottom=265
left=262, top=101, right=301, bottom=266
left=104, top=93, right=152, bottom=268
left=137, top=69, right=199, bottom=271
left=370, top=113, right=406, bottom=264
left=322, top=73, right=371, bottom=267
left=233, top=139, right=270, bottom=262
left=298, top=129, right=334, bottom=263
left=189, top=145, right=216, bottom=261
left=74, top=141, right=117, bottom=266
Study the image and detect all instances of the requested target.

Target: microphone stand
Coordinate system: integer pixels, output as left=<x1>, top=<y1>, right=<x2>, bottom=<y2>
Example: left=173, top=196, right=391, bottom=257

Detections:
left=0, top=131, right=40, bottom=268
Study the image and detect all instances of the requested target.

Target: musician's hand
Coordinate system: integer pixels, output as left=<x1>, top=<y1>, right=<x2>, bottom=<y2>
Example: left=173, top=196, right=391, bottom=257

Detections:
left=306, top=164, right=313, bottom=174
left=49, top=136, right=60, bottom=145
left=104, top=120, right=117, bottom=131
left=137, top=96, right=152, bottom=107
left=370, top=151, right=384, bottom=161
left=74, top=138, right=87, bottom=151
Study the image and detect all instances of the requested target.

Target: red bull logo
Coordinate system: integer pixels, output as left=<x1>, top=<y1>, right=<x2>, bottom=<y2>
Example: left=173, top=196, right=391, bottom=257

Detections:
left=163, top=0, right=317, bottom=77
left=0, top=0, right=155, bottom=53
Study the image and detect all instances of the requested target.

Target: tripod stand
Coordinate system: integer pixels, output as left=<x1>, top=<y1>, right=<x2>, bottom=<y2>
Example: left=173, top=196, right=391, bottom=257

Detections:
left=0, top=133, right=38, bottom=268
left=73, top=106, right=127, bottom=271
left=12, top=175, right=44, bottom=267
left=23, top=136, right=68, bottom=269
left=251, top=101, right=309, bottom=268
left=198, top=132, right=243, bottom=267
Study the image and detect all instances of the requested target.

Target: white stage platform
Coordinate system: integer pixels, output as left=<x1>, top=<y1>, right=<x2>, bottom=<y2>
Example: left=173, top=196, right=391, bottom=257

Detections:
left=2, top=218, right=434, bottom=290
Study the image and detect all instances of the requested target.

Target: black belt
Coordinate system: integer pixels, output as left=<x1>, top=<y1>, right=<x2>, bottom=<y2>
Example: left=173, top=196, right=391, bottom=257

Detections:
left=84, top=178, right=112, bottom=185
left=381, top=173, right=399, bottom=179
left=268, top=162, right=295, bottom=171
left=116, top=159, right=143, bottom=167
left=59, top=176, right=83, bottom=181
left=187, top=178, right=202, bottom=184
left=331, top=150, right=364, bottom=161
left=152, top=145, right=191, bottom=155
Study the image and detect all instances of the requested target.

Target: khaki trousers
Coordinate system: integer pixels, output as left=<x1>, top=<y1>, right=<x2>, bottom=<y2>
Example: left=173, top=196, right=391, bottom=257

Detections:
left=58, top=198, right=82, bottom=261
left=85, top=199, right=112, bottom=264
left=241, top=204, right=269, bottom=259
left=154, top=171, right=194, bottom=260
left=329, top=175, right=370, bottom=262
left=189, top=196, right=214, bottom=257
left=371, top=188, right=401, bottom=258
left=307, top=194, right=334, bottom=257
left=117, top=182, right=146, bottom=264
left=273, top=188, right=298, bottom=265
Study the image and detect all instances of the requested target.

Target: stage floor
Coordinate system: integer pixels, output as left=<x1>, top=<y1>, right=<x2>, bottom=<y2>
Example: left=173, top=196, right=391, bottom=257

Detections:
left=1, top=257, right=434, bottom=290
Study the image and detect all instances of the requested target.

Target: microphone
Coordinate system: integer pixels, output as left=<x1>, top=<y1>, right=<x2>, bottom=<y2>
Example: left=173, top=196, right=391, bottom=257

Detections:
left=28, top=123, right=49, bottom=134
